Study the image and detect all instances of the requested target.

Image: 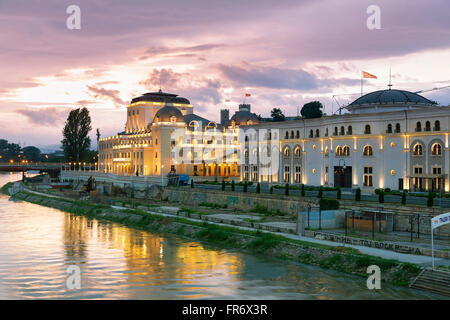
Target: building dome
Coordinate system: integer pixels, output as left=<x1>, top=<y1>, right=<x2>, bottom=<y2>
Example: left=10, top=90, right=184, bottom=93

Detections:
left=230, top=110, right=259, bottom=126
left=153, top=105, right=184, bottom=123
left=131, top=89, right=190, bottom=104
left=347, top=89, right=436, bottom=114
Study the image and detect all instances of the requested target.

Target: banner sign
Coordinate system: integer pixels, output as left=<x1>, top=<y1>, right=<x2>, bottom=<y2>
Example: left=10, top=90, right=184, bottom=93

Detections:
left=431, top=212, right=450, bottom=229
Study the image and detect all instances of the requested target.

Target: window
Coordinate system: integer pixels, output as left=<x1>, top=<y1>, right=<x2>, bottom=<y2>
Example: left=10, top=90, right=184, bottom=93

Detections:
left=336, top=146, right=342, bottom=156
left=284, top=166, right=290, bottom=182
left=290, top=131, right=294, bottom=139
left=334, top=127, right=338, bottom=136
left=395, top=123, right=401, bottom=133
left=387, top=124, right=392, bottom=133
left=416, top=122, right=422, bottom=132
left=295, top=166, right=301, bottom=183
left=283, top=147, right=290, bottom=157
left=433, top=167, right=442, bottom=175
left=414, top=167, right=423, bottom=174
left=434, top=120, right=440, bottom=131
left=296, top=130, right=300, bottom=138
left=244, top=149, right=249, bottom=158
left=363, top=167, right=373, bottom=187
left=425, top=121, right=431, bottom=132
left=324, top=147, right=329, bottom=157
left=315, top=129, right=320, bottom=137
left=285, top=131, right=289, bottom=139
left=363, top=145, right=373, bottom=156
left=413, top=144, right=423, bottom=156
left=324, top=166, right=329, bottom=184
left=347, top=126, right=352, bottom=135
left=432, top=143, right=442, bottom=156
left=294, top=147, right=301, bottom=157
left=364, top=125, right=371, bottom=134
left=309, top=129, right=313, bottom=138
left=343, top=145, right=350, bottom=156
left=340, top=126, right=345, bottom=135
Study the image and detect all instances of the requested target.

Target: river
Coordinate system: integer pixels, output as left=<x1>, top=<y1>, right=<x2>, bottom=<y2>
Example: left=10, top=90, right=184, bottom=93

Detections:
left=0, top=172, right=444, bottom=299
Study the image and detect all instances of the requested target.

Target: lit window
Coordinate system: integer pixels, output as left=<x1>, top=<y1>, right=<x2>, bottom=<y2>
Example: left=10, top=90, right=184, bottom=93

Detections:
left=432, top=143, right=442, bottom=156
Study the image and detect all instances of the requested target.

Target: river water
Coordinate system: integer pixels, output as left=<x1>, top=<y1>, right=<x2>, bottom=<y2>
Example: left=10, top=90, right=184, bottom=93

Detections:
left=0, top=172, right=444, bottom=299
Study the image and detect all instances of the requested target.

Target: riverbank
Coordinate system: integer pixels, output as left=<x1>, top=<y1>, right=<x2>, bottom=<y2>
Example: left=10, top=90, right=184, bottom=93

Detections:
left=3, top=183, right=427, bottom=289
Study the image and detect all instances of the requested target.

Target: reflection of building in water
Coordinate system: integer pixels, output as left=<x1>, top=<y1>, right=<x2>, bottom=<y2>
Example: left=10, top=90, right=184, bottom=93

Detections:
left=64, top=213, right=244, bottom=288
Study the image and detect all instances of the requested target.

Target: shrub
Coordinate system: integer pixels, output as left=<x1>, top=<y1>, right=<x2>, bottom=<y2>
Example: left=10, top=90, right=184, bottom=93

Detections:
left=384, top=188, right=391, bottom=193
left=401, top=191, right=406, bottom=205
left=336, top=186, right=341, bottom=200
left=231, top=180, right=235, bottom=191
left=319, top=198, right=340, bottom=210
left=378, top=190, right=384, bottom=203
left=374, top=188, right=382, bottom=195
left=427, top=191, right=434, bottom=207
left=243, top=181, right=248, bottom=192
left=190, top=179, right=194, bottom=188
left=285, top=183, right=289, bottom=196
left=301, top=184, right=305, bottom=197
left=318, top=186, right=323, bottom=199
left=270, top=186, right=273, bottom=194
left=256, top=182, right=261, bottom=193
left=355, top=188, right=361, bottom=201
left=221, top=179, right=225, bottom=191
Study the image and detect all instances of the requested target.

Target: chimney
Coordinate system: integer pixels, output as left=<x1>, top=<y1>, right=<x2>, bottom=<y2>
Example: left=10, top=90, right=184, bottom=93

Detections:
left=220, top=109, right=229, bottom=126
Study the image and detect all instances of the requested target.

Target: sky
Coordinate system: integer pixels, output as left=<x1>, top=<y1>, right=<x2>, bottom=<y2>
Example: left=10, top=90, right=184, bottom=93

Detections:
left=0, top=0, right=449, bottom=150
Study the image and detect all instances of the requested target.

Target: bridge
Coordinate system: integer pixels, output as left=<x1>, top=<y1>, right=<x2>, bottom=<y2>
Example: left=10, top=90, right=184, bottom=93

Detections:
left=0, top=163, right=61, bottom=177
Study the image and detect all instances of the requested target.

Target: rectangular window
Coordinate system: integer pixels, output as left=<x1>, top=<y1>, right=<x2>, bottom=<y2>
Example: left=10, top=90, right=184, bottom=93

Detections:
left=284, top=165, right=290, bottom=182
left=363, top=167, right=373, bottom=186
left=295, top=166, right=301, bottom=183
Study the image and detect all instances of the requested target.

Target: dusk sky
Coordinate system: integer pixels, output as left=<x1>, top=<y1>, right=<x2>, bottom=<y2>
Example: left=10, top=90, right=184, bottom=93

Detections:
left=1, top=0, right=449, bottom=150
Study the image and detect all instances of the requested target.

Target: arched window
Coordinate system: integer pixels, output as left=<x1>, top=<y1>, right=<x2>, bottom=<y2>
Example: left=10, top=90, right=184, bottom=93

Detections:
left=334, top=127, right=338, bottom=135
left=413, top=144, right=423, bottom=156
left=416, top=122, right=422, bottom=132
left=364, top=124, right=371, bottom=134
left=283, top=147, right=290, bottom=157
left=315, top=129, right=320, bottom=137
left=343, top=145, right=350, bottom=156
left=294, top=147, right=301, bottom=157
left=309, top=129, right=313, bottom=138
left=336, top=146, right=342, bottom=156
left=296, top=130, right=300, bottom=138
left=340, top=126, right=345, bottom=135
left=363, top=145, right=373, bottom=156
left=425, top=121, right=431, bottom=131
left=434, top=120, right=440, bottom=131
left=245, top=135, right=249, bottom=142
left=347, top=126, right=352, bottom=135
left=395, top=123, right=401, bottom=133
left=244, top=149, right=249, bottom=158
left=290, top=130, right=294, bottom=139
left=432, top=143, right=442, bottom=156
left=387, top=124, right=392, bottom=133
left=285, top=131, right=289, bottom=139
left=324, top=147, right=329, bottom=157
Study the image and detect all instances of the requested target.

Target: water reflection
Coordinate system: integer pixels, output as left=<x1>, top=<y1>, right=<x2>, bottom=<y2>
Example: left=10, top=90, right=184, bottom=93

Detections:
left=0, top=173, right=446, bottom=300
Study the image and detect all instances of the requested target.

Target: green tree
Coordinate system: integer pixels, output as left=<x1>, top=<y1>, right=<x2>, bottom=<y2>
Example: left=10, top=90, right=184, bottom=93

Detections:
left=243, top=181, right=248, bottom=192
left=256, top=182, right=261, bottom=193
left=378, top=190, right=384, bottom=203
left=285, top=183, right=289, bottom=196
left=318, top=186, right=323, bottom=199
left=231, top=180, right=235, bottom=191
left=22, top=146, right=41, bottom=162
left=270, top=108, right=286, bottom=122
left=301, top=184, right=305, bottom=197
left=270, top=186, right=274, bottom=194
left=401, top=191, right=406, bottom=205
left=301, top=101, right=323, bottom=119
left=355, top=188, right=361, bottom=201
left=427, top=191, right=434, bottom=207
left=336, top=186, right=341, bottom=200
left=61, top=107, right=92, bottom=162
left=190, top=179, right=194, bottom=188
left=221, top=179, right=226, bottom=191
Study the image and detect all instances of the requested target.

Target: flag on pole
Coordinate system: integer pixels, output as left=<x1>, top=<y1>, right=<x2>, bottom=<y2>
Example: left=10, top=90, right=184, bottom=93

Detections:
left=362, top=71, right=377, bottom=79
left=225, top=99, right=231, bottom=102
left=245, top=93, right=251, bottom=97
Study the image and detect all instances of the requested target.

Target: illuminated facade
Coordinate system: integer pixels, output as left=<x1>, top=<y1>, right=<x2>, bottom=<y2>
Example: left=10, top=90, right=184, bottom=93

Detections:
left=98, top=88, right=450, bottom=192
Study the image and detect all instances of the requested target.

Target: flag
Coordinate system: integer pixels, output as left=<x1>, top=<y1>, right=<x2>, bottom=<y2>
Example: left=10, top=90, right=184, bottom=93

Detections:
left=245, top=93, right=251, bottom=97
left=362, top=71, right=377, bottom=79
left=225, top=99, right=231, bottom=102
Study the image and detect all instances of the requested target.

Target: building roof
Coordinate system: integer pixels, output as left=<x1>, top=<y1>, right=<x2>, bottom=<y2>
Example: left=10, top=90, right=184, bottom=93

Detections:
left=349, top=89, right=436, bottom=106
left=153, top=105, right=184, bottom=123
left=184, top=113, right=222, bottom=130
left=230, top=110, right=260, bottom=126
left=131, top=89, right=190, bottom=104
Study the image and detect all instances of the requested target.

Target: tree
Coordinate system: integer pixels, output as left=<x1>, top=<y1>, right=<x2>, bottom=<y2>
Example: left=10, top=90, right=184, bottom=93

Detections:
left=355, top=188, right=361, bottom=201
left=270, top=108, right=286, bottom=122
left=378, top=190, right=384, bottom=203
left=190, top=179, right=194, bottom=188
left=61, top=107, right=92, bottom=162
left=301, top=184, right=305, bottom=197
left=231, top=180, right=235, bottom=191
left=22, top=146, right=41, bottom=162
left=401, top=191, right=406, bottom=205
left=270, top=186, right=273, bottom=194
left=222, top=179, right=226, bottom=191
left=336, top=186, right=341, bottom=200
left=318, top=186, right=323, bottom=199
left=285, top=183, right=289, bottom=196
left=243, top=181, right=248, bottom=192
left=301, top=101, right=323, bottom=119
left=256, top=182, right=261, bottom=193
left=427, top=191, right=434, bottom=207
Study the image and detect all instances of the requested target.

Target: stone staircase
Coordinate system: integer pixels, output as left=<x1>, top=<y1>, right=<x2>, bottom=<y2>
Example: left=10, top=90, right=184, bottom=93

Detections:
left=410, top=268, right=450, bottom=297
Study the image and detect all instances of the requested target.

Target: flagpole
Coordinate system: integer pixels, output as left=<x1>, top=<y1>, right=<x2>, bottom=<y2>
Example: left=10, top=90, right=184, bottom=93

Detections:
left=431, top=224, right=435, bottom=269
left=361, top=71, right=363, bottom=96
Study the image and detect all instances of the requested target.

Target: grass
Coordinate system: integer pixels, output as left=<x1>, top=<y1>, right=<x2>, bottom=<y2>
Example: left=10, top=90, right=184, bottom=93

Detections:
left=1, top=182, right=13, bottom=195
left=198, top=201, right=228, bottom=209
